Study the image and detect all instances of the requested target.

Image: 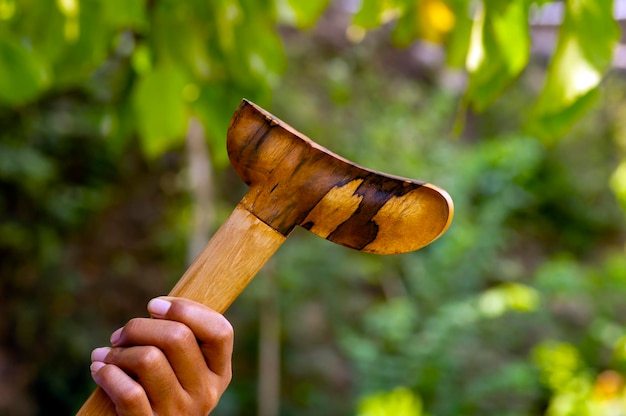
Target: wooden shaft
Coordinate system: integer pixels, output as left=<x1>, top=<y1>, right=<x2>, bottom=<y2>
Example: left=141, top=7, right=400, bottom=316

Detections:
left=76, top=204, right=286, bottom=415
left=169, top=204, right=286, bottom=309
left=75, top=99, right=455, bottom=415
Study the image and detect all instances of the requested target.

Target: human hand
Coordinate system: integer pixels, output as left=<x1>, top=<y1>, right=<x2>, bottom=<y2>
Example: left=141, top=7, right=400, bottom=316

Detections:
left=90, top=297, right=233, bottom=416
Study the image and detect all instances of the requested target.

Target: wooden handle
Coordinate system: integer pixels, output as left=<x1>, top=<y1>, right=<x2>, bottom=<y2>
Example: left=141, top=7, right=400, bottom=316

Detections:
left=76, top=204, right=286, bottom=415
left=76, top=99, right=455, bottom=415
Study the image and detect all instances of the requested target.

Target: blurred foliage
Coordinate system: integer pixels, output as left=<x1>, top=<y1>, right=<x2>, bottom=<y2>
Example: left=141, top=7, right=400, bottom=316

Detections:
left=0, top=0, right=290, bottom=166
left=357, top=387, right=424, bottom=416
left=528, top=1, right=620, bottom=139
left=532, top=341, right=626, bottom=416
left=1, top=1, right=626, bottom=416
left=349, top=0, right=619, bottom=139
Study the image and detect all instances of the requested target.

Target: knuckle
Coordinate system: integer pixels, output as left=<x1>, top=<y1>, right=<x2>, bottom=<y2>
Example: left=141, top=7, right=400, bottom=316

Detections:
left=202, top=386, right=221, bottom=412
left=212, top=318, right=234, bottom=344
left=116, top=384, right=146, bottom=408
left=122, top=317, right=144, bottom=334
left=94, top=363, right=117, bottom=383
left=134, top=346, right=163, bottom=371
left=167, top=323, right=196, bottom=345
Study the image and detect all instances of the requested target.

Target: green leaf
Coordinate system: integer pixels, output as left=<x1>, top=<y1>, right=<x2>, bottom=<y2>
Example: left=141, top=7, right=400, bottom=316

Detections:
left=353, top=0, right=385, bottom=29
left=101, top=0, right=147, bottom=30
left=152, top=5, right=211, bottom=80
left=276, top=0, right=330, bottom=28
left=528, top=0, right=619, bottom=140
left=465, top=0, right=530, bottom=112
left=50, top=1, right=111, bottom=88
left=444, top=0, right=472, bottom=68
left=0, top=35, right=49, bottom=104
left=353, top=0, right=403, bottom=29
left=215, top=0, right=242, bottom=53
left=191, top=83, right=242, bottom=169
left=390, top=1, right=418, bottom=47
left=357, top=387, right=423, bottom=416
left=235, top=18, right=286, bottom=88
left=132, top=66, right=188, bottom=158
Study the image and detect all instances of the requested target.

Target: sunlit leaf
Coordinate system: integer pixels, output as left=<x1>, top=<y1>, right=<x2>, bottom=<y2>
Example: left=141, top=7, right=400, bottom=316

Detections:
left=0, top=0, right=16, bottom=20
left=465, top=0, right=530, bottom=112
left=610, top=160, right=626, bottom=211
left=390, top=0, right=418, bottom=47
left=276, top=0, right=330, bottom=29
left=443, top=0, right=472, bottom=67
left=477, top=282, right=540, bottom=318
left=132, top=66, right=188, bottom=158
left=420, top=0, right=455, bottom=44
left=0, top=35, right=49, bottom=104
left=532, top=341, right=585, bottom=390
left=353, top=0, right=386, bottom=29
left=215, top=0, right=242, bottom=53
left=528, top=0, right=619, bottom=140
left=353, top=0, right=403, bottom=29
left=357, top=387, right=423, bottom=416
left=392, top=0, right=460, bottom=52
left=131, top=42, right=153, bottom=75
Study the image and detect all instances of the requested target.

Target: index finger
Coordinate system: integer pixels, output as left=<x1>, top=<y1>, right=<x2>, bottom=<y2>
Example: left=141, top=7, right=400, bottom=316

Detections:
left=147, top=296, right=234, bottom=377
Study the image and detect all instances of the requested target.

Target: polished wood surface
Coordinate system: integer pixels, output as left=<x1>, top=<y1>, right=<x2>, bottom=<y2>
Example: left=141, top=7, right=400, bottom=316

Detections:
left=228, top=99, right=453, bottom=253
left=77, top=206, right=284, bottom=415
left=77, top=100, right=453, bottom=415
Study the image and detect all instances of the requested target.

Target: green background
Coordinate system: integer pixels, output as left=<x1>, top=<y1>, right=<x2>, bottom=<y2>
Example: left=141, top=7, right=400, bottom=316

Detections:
left=1, top=1, right=626, bottom=415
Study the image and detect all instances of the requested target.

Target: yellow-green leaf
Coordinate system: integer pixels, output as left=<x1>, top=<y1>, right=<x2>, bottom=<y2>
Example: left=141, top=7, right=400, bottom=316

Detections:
left=0, top=36, right=49, bottom=104
left=353, top=0, right=403, bottom=29
left=101, top=0, right=147, bottom=30
left=444, top=0, right=472, bottom=67
left=132, top=66, right=188, bottom=158
left=528, top=0, right=619, bottom=140
left=465, top=0, right=530, bottom=112
left=277, top=0, right=330, bottom=28
left=357, top=387, right=423, bottom=416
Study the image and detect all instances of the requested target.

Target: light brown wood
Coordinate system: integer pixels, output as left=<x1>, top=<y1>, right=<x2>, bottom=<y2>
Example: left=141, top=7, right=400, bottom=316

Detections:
left=227, top=99, right=454, bottom=253
left=168, top=204, right=286, bottom=309
left=76, top=99, right=454, bottom=415
left=76, top=205, right=286, bottom=415
left=76, top=389, right=116, bottom=416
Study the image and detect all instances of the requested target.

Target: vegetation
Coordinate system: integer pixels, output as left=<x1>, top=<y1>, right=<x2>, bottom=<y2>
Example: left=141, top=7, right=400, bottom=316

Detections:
left=1, top=1, right=625, bottom=415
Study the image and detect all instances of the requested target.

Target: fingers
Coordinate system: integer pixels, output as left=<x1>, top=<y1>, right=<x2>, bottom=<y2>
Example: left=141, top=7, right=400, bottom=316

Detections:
left=90, top=297, right=234, bottom=415
left=110, top=316, right=211, bottom=394
left=149, top=297, right=234, bottom=378
left=90, top=360, right=153, bottom=416
left=95, top=345, right=180, bottom=399
left=92, top=344, right=192, bottom=416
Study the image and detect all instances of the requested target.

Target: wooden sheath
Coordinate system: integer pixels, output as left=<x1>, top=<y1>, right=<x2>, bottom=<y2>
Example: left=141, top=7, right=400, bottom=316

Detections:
left=76, top=205, right=286, bottom=415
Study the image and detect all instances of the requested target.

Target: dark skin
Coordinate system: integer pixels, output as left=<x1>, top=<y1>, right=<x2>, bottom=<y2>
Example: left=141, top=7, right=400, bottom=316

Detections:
left=90, top=297, right=234, bottom=415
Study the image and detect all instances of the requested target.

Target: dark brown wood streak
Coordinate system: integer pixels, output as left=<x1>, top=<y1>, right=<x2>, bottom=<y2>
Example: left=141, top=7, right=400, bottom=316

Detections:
left=227, top=99, right=454, bottom=254
left=326, top=173, right=418, bottom=250
left=77, top=99, right=454, bottom=416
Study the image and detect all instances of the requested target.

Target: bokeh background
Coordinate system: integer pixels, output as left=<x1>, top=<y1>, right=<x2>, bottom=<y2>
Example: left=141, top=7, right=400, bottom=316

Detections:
left=2, top=0, right=626, bottom=415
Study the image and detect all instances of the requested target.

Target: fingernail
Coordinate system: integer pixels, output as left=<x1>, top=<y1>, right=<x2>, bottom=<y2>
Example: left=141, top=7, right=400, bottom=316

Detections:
left=110, top=327, right=123, bottom=345
left=90, top=361, right=105, bottom=374
left=91, top=347, right=111, bottom=362
left=148, top=297, right=172, bottom=318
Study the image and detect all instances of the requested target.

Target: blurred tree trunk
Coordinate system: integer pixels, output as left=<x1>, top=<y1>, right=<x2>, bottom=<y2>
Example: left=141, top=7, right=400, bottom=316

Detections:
left=258, top=268, right=281, bottom=416
left=185, top=117, right=215, bottom=263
